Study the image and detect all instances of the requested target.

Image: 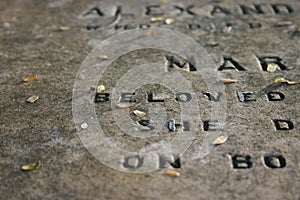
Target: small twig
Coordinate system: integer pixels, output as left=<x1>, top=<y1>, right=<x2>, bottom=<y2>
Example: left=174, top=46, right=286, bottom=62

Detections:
left=107, top=14, right=122, bottom=28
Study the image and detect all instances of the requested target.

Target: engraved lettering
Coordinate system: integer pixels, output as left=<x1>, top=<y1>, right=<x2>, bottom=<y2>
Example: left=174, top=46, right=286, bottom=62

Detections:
left=211, top=6, right=231, bottom=16
left=237, top=92, right=256, bottom=102
left=95, top=93, right=110, bottom=103
left=271, top=4, right=294, bottom=14
left=182, top=121, right=190, bottom=131
left=159, top=156, right=181, bottom=168
left=145, top=5, right=163, bottom=16
left=203, top=120, right=223, bottom=131
left=165, top=55, right=197, bottom=72
left=256, top=55, right=287, bottom=71
left=84, top=7, right=104, bottom=17
left=124, top=24, right=136, bottom=30
left=175, top=93, right=192, bottom=102
left=188, top=23, right=201, bottom=30
left=249, top=22, right=262, bottom=29
left=148, top=93, right=164, bottom=102
left=86, top=24, right=101, bottom=30
left=231, top=154, right=253, bottom=169
left=272, top=119, right=294, bottom=130
left=173, top=5, right=196, bottom=16
left=138, top=120, right=155, bottom=131
left=264, top=155, right=286, bottom=168
left=123, top=155, right=144, bottom=169
left=240, top=4, right=264, bottom=15
left=267, top=92, right=285, bottom=101
left=203, top=92, right=222, bottom=102
left=218, top=55, right=246, bottom=71
left=120, top=93, right=136, bottom=102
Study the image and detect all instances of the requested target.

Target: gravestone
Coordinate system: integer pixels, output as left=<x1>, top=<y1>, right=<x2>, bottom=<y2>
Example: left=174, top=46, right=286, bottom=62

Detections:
left=0, top=0, right=299, bottom=199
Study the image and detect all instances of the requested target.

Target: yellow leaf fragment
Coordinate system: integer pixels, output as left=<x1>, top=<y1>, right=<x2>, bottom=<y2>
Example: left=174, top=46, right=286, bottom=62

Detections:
left=26, top=95, right=39, bottom=103
left=206, top=41, right=219, bottom=47
left=165, top=18, right=174, bottom=25
left=150, top=17, right=164, bottom=23
left=267, top=63, right=279, bottom=72
left=145, top=28, right=154, bottom=36
left=165, top=169, right=180, bottom=177
left=221, top=78, right=237, bottom=84
left=274, top=77, right=300, bottom=85
left=116, top=103, right=134, bottom=108
left=78, top=74, right=85, bottom=80
left=59, top=26, right=71, bottom=31
left=98, top=55, right=109, bottom=60
left=275, top=21, right=293, bottom=27
left=212, top=134, right=228, bottom=145
left=107, top=13, right=122, bottom=28
left=287, top=80, right=300, bottom=85
left=23, top=75, right=37, bottom=82
left=21, top=161, right=41, bottom=171
left=223, top=26, right=232, bottom=33
left=81, top=122, right=88, bottom=129
left=274, top=77, right=287, bottom=83
left=97, top=85, right=105, bottom=94
left=133, top=110, right=146, bottom=118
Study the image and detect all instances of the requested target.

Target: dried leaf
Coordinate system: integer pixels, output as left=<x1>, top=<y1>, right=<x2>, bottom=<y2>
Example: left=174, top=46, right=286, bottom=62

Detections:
left=212, top=134, right=228, bottom=145
left=138, top=119, right=153, bottom=126
left=98, top=55, right=109, bottom=60
left=223, top=26, right=232, bottom=33
left=133, top=110, right=146, bottom=118
left=108, top=14, right=122, bottom=28
left=150, top=17, right=164, bottom=23
left=59, top=26, right=71, bottom=31
left=145, top=28, right=154, bottom=36
left=221, top=78, right=237, bottom=83
left=78, top=74, right=85, bottom=80
left=267, top=63, right=278, bottom=72
left=273, top=77, right=299, bottom=85
left=97, top=85, right=105, bottom=94
left=26, top=95, right=39, bottom=103
left=274, top=77, right=287, bottom=83
left=165, top=18, right=174, bottom=25
left=81, top=122, right=88, bottom=129
left=287, top=80, right=300, bottom=85
left=116, top=103, right=134, bottom=108
left=275, top=21, right=293, bottom=27
left=206, top=41, right=219, bottom=47
left=23, top=75, right=37, bottom=82
left=21, top=161, right=41, bottom=171
left=165, top=169, right=180, bottom=177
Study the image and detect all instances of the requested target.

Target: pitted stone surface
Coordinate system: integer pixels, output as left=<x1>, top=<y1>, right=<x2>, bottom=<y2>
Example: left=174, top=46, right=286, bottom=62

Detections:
left=0, top=0, right=299, bottom=199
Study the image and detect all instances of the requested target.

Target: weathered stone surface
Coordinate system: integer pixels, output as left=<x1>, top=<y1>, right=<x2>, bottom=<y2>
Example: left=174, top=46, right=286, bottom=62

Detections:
left=0, top=0, right=299, bottom=199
